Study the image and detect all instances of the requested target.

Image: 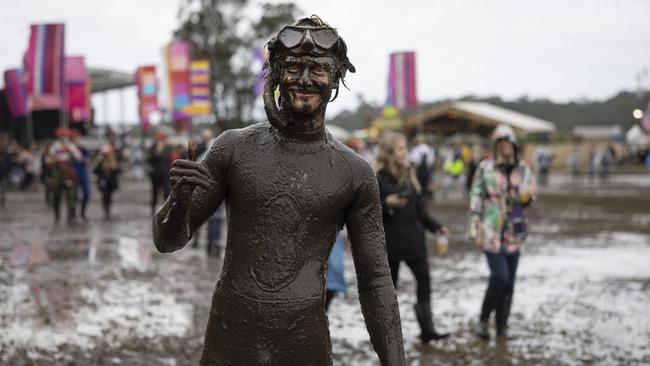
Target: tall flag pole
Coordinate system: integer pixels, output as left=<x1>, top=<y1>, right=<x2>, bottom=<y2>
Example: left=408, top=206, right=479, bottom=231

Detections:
left=135, top=65, right=159, bottom=132
left=183, top=60, right=211, bottom=116
left=387, top=51, right=417, bottom=110
left=25, top=24, right=66, bottom=114
left=164, top=41, right=191, bottom=130
left=64, top=56, right=90, bottom=124
left=3, top=69, right=28, bottom=119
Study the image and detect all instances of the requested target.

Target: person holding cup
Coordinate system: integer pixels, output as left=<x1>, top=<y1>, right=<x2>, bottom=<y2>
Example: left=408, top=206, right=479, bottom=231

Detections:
left=375, top=131, right=450, bottom=343
left=469, top=124, right=536, bottom=341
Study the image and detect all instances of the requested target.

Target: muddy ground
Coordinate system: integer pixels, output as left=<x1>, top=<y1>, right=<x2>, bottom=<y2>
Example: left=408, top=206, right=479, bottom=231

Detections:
left=1, top=174, right=649, bottom=366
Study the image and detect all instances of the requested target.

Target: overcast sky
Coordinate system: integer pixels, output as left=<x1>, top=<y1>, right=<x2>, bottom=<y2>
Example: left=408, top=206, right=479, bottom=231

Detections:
left=2, top=0, right=649, bottom=125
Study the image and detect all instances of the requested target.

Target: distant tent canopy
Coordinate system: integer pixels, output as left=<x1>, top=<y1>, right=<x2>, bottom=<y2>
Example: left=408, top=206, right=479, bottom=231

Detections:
left=407, top=101, right=556, bottom=136
left=88, top=68, right=134, bottom=93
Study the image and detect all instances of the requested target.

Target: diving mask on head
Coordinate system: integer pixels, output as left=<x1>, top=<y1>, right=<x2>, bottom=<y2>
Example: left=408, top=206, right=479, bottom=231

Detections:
left=277, top=25, right=340, bottom=52
left=264, top=16, right=356, bottom=130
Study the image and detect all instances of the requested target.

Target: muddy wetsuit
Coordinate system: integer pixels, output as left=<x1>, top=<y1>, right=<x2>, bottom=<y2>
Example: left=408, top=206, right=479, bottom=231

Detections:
left=153, top=122, right=404, bottom=366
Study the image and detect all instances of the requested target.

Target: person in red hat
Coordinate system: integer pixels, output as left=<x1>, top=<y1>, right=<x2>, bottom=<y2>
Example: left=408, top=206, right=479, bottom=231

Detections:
left=47, top=127, right=82, bottom=223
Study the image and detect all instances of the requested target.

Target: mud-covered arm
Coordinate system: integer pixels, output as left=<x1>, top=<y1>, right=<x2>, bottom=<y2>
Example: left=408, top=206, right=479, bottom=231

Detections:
left=152, top=131, right=236, bottom=253
left=345, top=164, right=406, bottom=366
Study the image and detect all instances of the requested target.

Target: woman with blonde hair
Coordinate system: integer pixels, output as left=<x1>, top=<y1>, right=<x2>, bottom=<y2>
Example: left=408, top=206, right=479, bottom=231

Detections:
left=375, top=131, right=450, bottom=343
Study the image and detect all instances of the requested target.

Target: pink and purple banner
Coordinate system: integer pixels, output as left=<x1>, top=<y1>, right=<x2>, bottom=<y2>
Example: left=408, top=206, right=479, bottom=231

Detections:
left=25, top=23, right=65, bottom=111
left=135, top=65, right=159, bottom=132
left=65, top=56, right=90, bottom=123
left=387, top=51, right=417, bottom=110
left=3, top=69, right=28, bottom=118
left=165, top=41, right=191, bottom=121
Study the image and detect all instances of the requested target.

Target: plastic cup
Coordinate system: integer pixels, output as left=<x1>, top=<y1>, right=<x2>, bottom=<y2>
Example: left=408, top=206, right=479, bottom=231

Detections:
left=436, top=234, right=449, bottom=254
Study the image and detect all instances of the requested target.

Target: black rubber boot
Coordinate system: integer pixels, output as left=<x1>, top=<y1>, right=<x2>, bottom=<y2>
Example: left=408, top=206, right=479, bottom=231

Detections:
left=414, top=302, right=450, bottom=343
left=476, top=284, right=502, bottom=340
left=475, top=320, right=490, bottom=340
left=496, top=293, right=513, bottom=340
left=81, top=197, right=88, bottom=221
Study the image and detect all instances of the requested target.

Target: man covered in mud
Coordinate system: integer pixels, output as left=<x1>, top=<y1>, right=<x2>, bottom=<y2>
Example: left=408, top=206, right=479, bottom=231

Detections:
left=153, top=16, right=405, bottom=366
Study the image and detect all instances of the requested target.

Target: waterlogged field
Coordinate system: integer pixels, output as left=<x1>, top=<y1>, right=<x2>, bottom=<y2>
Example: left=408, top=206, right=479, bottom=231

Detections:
left=1, top=175, right=649, bottom=365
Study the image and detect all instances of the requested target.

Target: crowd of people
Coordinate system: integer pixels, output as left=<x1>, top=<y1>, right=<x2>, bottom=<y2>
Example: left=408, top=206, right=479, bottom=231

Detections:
left=0, top=126, right=226, bottom=254
left=0, top=128, right=123, bottom=221
left=322, top=124, right=537, bottom=343
left=3, top=122, right=642, bottom=345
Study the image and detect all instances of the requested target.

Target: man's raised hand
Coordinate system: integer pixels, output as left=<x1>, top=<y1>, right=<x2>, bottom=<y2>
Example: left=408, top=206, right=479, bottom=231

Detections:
left=169, top=139, right=210, bottom=204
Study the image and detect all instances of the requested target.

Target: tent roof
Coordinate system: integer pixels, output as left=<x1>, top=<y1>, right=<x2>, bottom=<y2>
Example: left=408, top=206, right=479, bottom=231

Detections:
left=413, top=101, right=556, bottom=134
left=88, top=68, right=134, bottom=93
left=573, top=125, right=622, bottom=140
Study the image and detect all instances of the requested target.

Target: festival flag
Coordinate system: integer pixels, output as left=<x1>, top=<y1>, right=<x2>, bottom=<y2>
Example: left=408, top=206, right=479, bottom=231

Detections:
left=65, top=56, right=90, bottom=123
left=3, top=69, right=28, bottom=118
left=25, top=23, right=65, bottom=110
left=387, top=51, right=417, bottom=110
left=183, top=60, right=211, bottom=116
left=254, top=48, right=267, bottom=97
left=164, top=41, right=191, bottom=120
left=135, top=65, right=159, bottom=132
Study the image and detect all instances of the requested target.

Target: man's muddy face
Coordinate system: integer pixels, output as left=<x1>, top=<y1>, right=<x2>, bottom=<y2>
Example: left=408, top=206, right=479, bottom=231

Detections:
left=279, top=56, right=334, bottom=115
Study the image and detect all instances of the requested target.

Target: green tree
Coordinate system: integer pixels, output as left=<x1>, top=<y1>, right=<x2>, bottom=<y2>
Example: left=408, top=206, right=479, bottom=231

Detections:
left=174, top=0, right=299, bottom=128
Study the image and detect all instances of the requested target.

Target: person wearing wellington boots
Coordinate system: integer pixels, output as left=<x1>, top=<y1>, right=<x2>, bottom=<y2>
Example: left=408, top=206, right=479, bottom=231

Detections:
left=376, top=131, right=450, bottom=343
left=469, top=125, right=536, bottom=341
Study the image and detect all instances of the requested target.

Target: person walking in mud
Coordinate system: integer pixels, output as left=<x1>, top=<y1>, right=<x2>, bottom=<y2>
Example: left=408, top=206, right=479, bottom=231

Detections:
left=469, top=125, right=536, bottom=340
left=375, top=131, right=450, bottom=343
left=0, top=135, right=12, bottom=207
left=148, top=131, right=172, bottom=214
left=71, top=130, right=91, bottom=220
left=93, top=144, right=121, bottom=220
left=153, top=16, right=405, bottom=365
left=47, top=128, right=82, bottom=223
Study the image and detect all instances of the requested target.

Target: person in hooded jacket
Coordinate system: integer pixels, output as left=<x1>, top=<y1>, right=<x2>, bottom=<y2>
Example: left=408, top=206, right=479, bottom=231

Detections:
left=375, top=131, right=450, bottom=343
left=469, top=125, right=537, bottom=340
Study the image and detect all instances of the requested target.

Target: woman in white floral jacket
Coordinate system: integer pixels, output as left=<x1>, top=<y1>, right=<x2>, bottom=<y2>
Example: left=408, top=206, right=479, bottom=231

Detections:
left=469, top=125, right=537, bottom=340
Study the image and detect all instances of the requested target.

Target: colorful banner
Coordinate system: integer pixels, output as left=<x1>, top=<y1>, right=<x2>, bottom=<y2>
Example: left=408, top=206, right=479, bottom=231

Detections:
left=25, top=23, right=65, bottom=110
left=387, top=51, right=417, bottom=110
left=254, top=48, right=266, bottom=97
left=135, top=65, right=159, bottom=132
left=65, top=56, right=90, bottom=123
left=165, top=41, right=191, bottom=120
left=183, top=60, right=211, bottom=116
left=3, top=69, right=28, bottom=118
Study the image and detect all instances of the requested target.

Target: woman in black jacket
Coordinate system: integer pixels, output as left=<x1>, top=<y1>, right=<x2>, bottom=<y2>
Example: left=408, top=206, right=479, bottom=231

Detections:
left=375, top=131, right=450, bottom=343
